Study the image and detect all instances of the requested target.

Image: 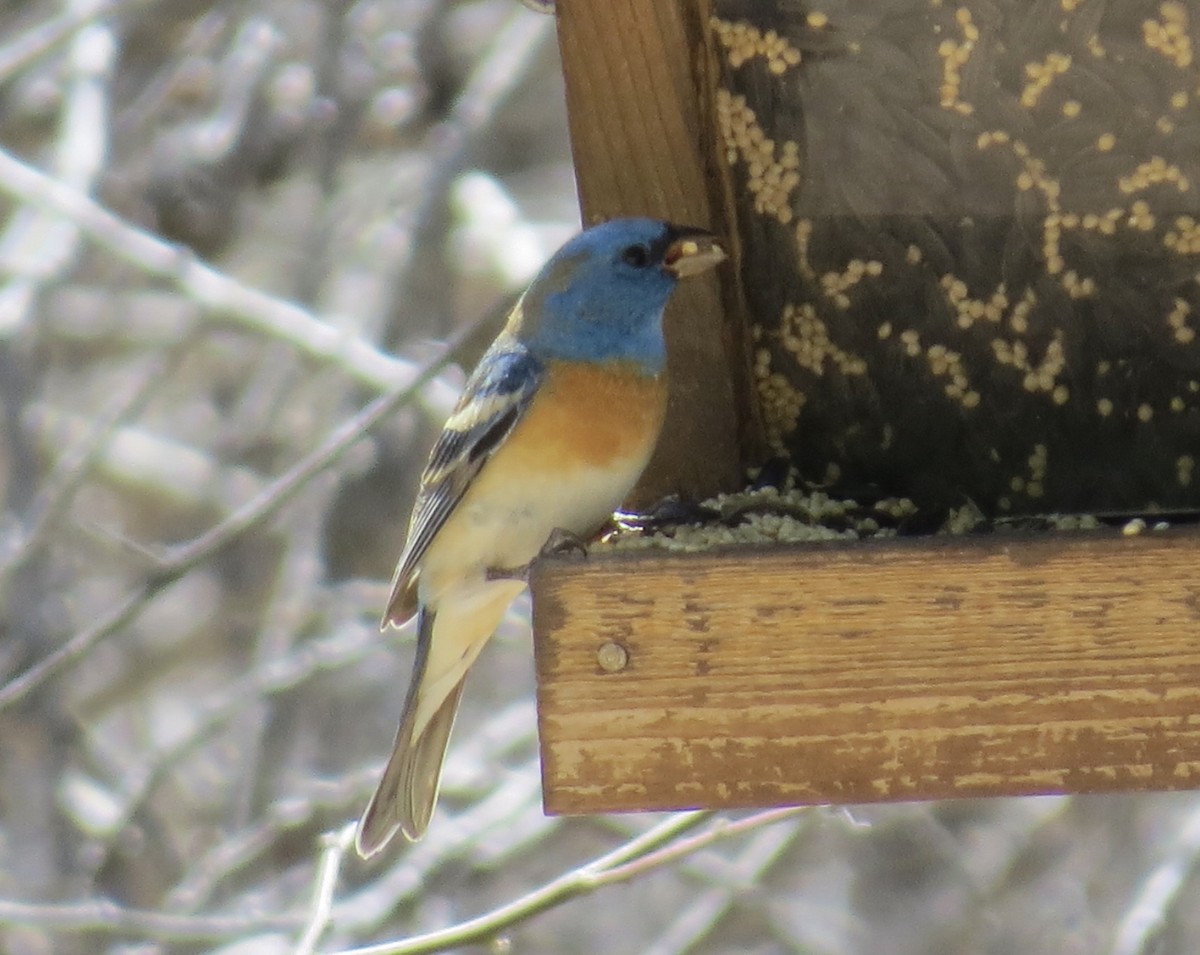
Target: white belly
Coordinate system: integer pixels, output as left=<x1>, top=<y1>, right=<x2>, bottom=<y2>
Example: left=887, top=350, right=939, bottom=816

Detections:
left=420, top=453, right=645, bottom=603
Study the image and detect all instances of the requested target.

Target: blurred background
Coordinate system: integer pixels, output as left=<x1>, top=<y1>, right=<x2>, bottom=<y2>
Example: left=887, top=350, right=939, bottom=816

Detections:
left=0, top=1, right=1199, bottom=953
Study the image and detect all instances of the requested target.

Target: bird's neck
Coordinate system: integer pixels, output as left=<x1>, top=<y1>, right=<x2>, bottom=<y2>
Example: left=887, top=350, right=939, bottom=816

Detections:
left=516, top=293, right=669, bottom=376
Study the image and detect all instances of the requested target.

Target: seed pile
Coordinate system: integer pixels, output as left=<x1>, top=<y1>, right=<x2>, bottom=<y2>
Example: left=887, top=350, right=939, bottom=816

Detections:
left=714, top=0, right=1200, bottom=514
left=601, top=468, right=1157, bottom=555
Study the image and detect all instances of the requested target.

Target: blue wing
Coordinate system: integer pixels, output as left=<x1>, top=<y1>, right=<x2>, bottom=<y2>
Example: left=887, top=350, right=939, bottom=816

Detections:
left=382, top=331, right=544, bottom=627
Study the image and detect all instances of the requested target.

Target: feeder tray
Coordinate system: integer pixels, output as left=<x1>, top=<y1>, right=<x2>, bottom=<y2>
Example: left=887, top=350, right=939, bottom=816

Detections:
left=535, top=0, right=1200, bottom=815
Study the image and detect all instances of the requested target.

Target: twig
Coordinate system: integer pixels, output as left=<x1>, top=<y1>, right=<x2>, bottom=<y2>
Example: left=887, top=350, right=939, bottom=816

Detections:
left=220, top=471, right=340, bottom=833
left=166, top=774, right=377, bottom=915
left=155, top=372, right=444, bottom=573
left=0, top=8, right=115, bottom=336
left=0, top=319, right=467, bottom=709
left=164, top=758, right=541, bottom=925
left=330, top=812, right=710, bottom=955
left=645, top=815, right=807, bottom=955
left=24, top=403, right=262, bottom=512
left=327, top=808, right=808, bottom=955
left=295, top=824, right=358, bottom=955
left=0, top=0, right=131, bottom=82
left=591, top=808, right=805, bottom=886
left=81, top=616, right=380, bottom=888
left=0, top=144, right=416, bottom=392
left=357, top=769, right=541, bottom=894
left=1110, top=800, right=1200, bottom=955
left=0, top=346, right=178, bottom=590
left=445, top=10, right=553, bottom=140
left=0, top=584, right=149, bottom=707
left=386, top=8, right=554, bottom=340
left=0, top=895, right=303, bottom=939
left=111, top=8, right=229, bottom=140
left=331, top=756, right=551, bottom=935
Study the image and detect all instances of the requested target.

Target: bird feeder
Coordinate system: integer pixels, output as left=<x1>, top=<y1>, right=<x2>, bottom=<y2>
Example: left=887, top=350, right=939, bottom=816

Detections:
left=531, top=0, right=1200, bottom=816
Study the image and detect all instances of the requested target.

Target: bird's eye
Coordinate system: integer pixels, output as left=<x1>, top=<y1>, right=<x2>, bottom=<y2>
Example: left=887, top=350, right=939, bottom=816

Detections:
left=621, top=244, right=651, bottom=268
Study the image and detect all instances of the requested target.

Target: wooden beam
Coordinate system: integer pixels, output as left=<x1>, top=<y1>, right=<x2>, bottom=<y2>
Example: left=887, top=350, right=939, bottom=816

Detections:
left=531, top=530, right=1200, bottom=815
left=555, top=0, right=751, bottom=503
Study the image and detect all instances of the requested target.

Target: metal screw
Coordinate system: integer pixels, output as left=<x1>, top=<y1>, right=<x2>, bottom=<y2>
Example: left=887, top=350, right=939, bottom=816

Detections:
left=596, top=641, right=629, bottom=673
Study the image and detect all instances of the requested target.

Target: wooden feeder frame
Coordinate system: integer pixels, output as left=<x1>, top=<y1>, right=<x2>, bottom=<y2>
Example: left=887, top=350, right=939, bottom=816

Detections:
left=532, top=0, right=1200, bottom=817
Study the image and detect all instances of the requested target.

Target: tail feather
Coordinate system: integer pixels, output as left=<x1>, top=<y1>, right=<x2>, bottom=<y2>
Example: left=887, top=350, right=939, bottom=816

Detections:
left=355, top=684, right=463, bottom=856
left=356, top=579, right=523, bottom=857
left=355, top=609, right=464, bottom=857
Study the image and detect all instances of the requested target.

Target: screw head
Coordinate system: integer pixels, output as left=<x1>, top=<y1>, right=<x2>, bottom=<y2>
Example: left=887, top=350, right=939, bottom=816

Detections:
left=596, top=641, right=629, bottom=673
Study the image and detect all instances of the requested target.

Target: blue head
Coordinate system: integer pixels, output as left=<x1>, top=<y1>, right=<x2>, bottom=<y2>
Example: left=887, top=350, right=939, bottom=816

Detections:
left=513, top=218, right=724, bottom=375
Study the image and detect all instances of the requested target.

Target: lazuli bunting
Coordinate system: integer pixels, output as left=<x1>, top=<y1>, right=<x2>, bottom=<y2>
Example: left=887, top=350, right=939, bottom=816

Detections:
left=355, top=218, right=726, bottom=857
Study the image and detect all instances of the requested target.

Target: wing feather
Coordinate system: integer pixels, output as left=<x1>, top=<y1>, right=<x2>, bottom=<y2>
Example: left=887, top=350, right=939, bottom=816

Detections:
left=381, top=334, right=542, bottom=627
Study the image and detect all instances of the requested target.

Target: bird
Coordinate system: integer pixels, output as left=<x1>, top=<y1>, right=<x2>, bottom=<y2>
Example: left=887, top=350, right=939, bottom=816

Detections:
left=355, top=217, right=726, bottom=857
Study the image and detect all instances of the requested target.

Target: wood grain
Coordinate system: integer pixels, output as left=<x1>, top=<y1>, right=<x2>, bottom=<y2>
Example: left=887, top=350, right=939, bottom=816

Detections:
left=555, top=0, right=751, bottom=503
left=531, top=530, right=1200, bottom=814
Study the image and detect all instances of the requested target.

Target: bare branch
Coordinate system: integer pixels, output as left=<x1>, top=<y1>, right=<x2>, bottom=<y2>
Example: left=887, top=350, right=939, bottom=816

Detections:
left=327, top=809, right=808, bottom=955
left=0, top=0, right=128, bottom=82
left=330, top=762, right=549, bottom=934
left=166, top=775, right=378, bottom=916
left=0, top=346, right=178, bottom=590
left=0, top=144, right=418, bottom=392
left=0, top=329, right=459, bottom=708
left=294, top=824, right=357, bottom=955
left=0, top=895, right=303, bottom=940
left=387, top=8, right=555, bottom=337
left=1110, top=800, right=1200, bottom=955
left=0, top=12, right=115, bottom=336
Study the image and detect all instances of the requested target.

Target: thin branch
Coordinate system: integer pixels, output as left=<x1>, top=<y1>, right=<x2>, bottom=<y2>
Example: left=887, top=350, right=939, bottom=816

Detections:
left=166, top=776, right=376, bottom=916
left=155, top=362, right=451, bottom=573
left=160, top=762, right=535, bottom=927
left=331, top=755, right=552, bottom=935
left=330, top=812, right=710, bottom=955
left=443, top=10, right=553, bottom=143
left=224, top=469, right=343, bottom=832
left=1110, top=800, right=1200, bottom=955
left=0, top=8, right=115, bottom=336
left=0, top=144, right=416, bottom=392
left=0, top=346, right=178, bottom=589
left=0, top=0, right=132, bottom=82
left=83, top=618, right=380, bottom=887
left=295, top=825, right=357, bottom=955
left=0, top=584, right=149, bottom=707
left=645, top=815, right=808, bottom=955
left=327, top=809, right=808, bottom=955
left=386, top=8, right=554, bottom=340
left=0, top=319, right=467, bottom=708
left=0, top=896, right=303, bottom=940
left=590, top=809, right=806, bottom=887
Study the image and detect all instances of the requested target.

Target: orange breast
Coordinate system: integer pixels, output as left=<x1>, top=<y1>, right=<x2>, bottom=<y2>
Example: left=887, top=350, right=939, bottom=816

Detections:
left=504, top=360, right=668, bottom=470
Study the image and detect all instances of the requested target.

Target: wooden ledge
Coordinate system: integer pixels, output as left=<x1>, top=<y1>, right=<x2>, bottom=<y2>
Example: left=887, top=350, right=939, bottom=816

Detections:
left=530, top=529, right=1200, bottom=816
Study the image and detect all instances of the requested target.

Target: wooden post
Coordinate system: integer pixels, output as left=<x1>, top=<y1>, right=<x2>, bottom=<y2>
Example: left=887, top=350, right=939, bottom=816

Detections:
left=531, top=529, right=1200, bottom=815
left=555, top=0, right=754, bottom=504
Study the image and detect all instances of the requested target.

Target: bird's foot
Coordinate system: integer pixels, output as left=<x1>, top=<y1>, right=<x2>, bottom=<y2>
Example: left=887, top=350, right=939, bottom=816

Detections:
left=486, top=563, right=530, bottom=582
left=614, top=496, right=719, bottom=532
left=540, top=526, right=588, bottom=558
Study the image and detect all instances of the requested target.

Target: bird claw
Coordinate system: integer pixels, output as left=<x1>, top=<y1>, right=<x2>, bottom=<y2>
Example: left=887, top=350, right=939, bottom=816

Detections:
left=541, top=527, right=588, bottom=558
left=614, top=496, right=719, bottom=532
left=486, top=563, right=530, bottom=582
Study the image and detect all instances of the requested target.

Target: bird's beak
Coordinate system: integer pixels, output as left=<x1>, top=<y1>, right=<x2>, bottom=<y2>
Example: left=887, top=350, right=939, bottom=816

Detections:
left=662, top=227, right=727, bottom=278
